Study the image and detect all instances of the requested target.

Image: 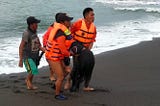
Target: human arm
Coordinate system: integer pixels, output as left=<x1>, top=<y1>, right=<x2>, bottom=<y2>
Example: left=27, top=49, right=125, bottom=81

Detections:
left=18, top=40, right=25, bottom=67
left=88, top=42, right=94, bottom=50
left=56, top=36, right=70, bottom=57
left=70, top=19, right=82, bottom=34
left=40, top=46, right=45, bottom=52
left=88, top=26, right=97, bottom=50
left=18, top=31, right=29, bottom=67
left=42, top=26, right=52, bottom=47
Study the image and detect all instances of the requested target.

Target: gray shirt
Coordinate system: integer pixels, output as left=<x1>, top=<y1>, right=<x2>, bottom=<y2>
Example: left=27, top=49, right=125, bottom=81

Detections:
left=22, top=28, right=40, bottom=60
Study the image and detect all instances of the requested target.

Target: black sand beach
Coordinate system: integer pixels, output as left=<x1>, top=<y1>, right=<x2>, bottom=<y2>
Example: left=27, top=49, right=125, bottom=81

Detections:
left=1, top=38, right=160, bottom=106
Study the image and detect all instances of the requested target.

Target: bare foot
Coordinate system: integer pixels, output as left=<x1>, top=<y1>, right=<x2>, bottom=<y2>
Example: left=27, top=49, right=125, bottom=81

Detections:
left=64, top=81, right=71, bottom=90
left=50, top=77, right=56, bottom=81
left=27, top=86, right=38, bottom=90
left=25, top=79, right=38, bottom=90
left=65, top=66, right=71, bottom=73
left=83, top=87, right=95, bottom=91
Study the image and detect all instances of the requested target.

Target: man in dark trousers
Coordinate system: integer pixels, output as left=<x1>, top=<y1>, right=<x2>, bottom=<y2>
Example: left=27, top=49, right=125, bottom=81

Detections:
left=70, top=7, right=96, bottom=92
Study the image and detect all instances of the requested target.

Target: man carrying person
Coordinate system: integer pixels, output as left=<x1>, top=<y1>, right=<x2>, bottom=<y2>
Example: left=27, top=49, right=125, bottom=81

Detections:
left=70, top=7, right=97, bottom=92
left=45, top=13, right=74, bottom=100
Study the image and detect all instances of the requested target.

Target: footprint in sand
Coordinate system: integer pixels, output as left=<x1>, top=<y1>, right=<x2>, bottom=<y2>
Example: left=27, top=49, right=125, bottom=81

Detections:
left=11, top=86, right=24, bottom=93
left=9, top=75, right=17, bottom=78
left=40, top=76, right=49, bottom=79
left=13, top=80, right=21, bottom=83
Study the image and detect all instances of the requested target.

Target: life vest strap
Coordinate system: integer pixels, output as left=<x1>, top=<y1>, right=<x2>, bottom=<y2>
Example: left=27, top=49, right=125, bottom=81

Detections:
left=75, top=33, right=93, bottom=40
left=80, top=29, right=95, bottom=34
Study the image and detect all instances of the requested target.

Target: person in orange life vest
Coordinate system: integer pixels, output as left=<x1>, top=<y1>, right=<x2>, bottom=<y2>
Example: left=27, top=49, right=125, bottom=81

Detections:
left=43, top=13, right=73, bottom=90
left=42, top=13, right=63, bottom=83
left=70, top=7, right=97, bottom=92
left=42, top=24, right=56, bottom=82
left=45, top=13, right=73, bottom=100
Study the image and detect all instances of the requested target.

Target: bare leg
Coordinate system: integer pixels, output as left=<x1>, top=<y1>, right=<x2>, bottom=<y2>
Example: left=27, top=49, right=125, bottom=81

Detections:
left=49, top=67, right=56, bottom=81
left=48, top=60, right=64, bottom=95
left=64, top=73, right=71, bottom=90
left=25, top=73, right=37, bottom=90
left=47, top=59, right=56, bottom=81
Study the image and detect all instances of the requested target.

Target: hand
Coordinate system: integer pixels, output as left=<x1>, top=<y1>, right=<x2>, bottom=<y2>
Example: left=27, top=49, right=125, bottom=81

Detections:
left=66, top=35, right=73, bottom=40
left=18, top=59, right=23, bottom=67
left=70, top=46, right=77, bottom=55
left=70, top=50, right=74, bottom=56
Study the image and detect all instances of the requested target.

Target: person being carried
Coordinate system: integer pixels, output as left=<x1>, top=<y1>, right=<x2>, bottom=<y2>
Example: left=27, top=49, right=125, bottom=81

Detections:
left=19, top=16, right=45, bottom=90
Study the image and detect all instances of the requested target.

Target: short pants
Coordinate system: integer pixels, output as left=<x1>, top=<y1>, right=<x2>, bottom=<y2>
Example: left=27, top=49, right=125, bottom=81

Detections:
left=23, top=58, right=38, bottom=75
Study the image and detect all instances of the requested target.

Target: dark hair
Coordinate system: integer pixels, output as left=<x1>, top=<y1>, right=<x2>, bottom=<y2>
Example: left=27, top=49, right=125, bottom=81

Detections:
left=26, top=16, right=40, bottom=26
left=55, top=12, right=73, bottom=23
left=83, top=7, right=93, bottom=18
left=55, top=12, right=63, bottom=23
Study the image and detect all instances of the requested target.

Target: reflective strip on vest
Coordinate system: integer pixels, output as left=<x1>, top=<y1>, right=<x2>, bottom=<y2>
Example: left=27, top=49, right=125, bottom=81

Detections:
left=64, top=29, right=71, bottom=35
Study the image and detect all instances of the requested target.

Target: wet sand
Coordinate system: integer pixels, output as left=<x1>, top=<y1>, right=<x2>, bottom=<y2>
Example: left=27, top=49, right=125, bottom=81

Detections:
left=1, top=38, right=160, bottom=106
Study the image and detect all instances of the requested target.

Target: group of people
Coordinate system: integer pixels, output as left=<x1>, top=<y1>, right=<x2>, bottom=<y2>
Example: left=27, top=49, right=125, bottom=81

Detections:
left=18, top=7, right=97, bottom=100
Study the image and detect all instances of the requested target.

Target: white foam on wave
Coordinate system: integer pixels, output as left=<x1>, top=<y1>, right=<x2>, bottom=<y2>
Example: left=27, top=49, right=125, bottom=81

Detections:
left=0, top=33, right=48, bottom=75
left=1, top=18, right=160, bottom=74
left=92, top=18, right=160, bottom=54
left=114, top=7, right=160, bottom=14
left=0, top=37, right=24, bottom=74
left=95, top=0, right=160, bottom=13
left=95, top=0, right=160, bottom=6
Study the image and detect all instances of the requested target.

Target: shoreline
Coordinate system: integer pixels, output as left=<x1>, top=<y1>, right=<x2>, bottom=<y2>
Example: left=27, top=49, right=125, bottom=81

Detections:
left=1, top=38, right=160, bottom=105
left=0, top=36, right=157, bottom=75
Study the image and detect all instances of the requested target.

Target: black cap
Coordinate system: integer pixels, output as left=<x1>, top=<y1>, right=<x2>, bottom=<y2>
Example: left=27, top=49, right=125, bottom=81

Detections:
left=27, top=16, right=40, bottom=25
left=55, top=12, right=63, bottom=22
left=56, top=13, right=73, bottom=22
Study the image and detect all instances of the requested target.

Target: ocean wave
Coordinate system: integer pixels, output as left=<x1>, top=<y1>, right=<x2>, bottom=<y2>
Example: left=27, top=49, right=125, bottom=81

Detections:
left=114, top=7, right=160, bottom=14
left=93, top=0, right=160, bottom=19
left=95, top=0, right=160, bottom=6
left=92, top=19, right=160, bottom=54
left=94, top=0, right=160, bottom=14
left=1, top=19, right=160, bottom=74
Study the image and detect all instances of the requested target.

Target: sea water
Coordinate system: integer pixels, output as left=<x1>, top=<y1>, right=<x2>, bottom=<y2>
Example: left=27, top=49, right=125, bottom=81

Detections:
left=0, top=0, right=160, bottom=74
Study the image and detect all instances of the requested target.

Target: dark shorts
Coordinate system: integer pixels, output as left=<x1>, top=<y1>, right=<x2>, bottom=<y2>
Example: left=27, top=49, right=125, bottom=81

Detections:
left=63, top=57, right=70, bottom=66
left=23, top=58, right=38, bottom=75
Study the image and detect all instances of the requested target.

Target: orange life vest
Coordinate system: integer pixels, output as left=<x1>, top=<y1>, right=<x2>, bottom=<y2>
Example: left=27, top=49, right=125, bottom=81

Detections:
left=45, top=22, right=72, bottom=61
left=73, top=19, right=96, bottom=48
left=42, top=26, right=53, bottom=47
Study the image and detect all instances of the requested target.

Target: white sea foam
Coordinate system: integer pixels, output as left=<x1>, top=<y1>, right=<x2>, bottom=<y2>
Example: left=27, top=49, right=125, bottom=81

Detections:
left=1, top=18, right=160, bottom=75
left=1, top=18, right=160, bottom=74
left=92, top=18, right=160, bottom=54
left=1, top=0, right=160, bottom=74
left=95, top=0, right=160, bottom=6
left=114, top=7, right=160, bottom=13
left=0, top=34, right=48, bottom=75
left=95, top=0, right=160, bottom=13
